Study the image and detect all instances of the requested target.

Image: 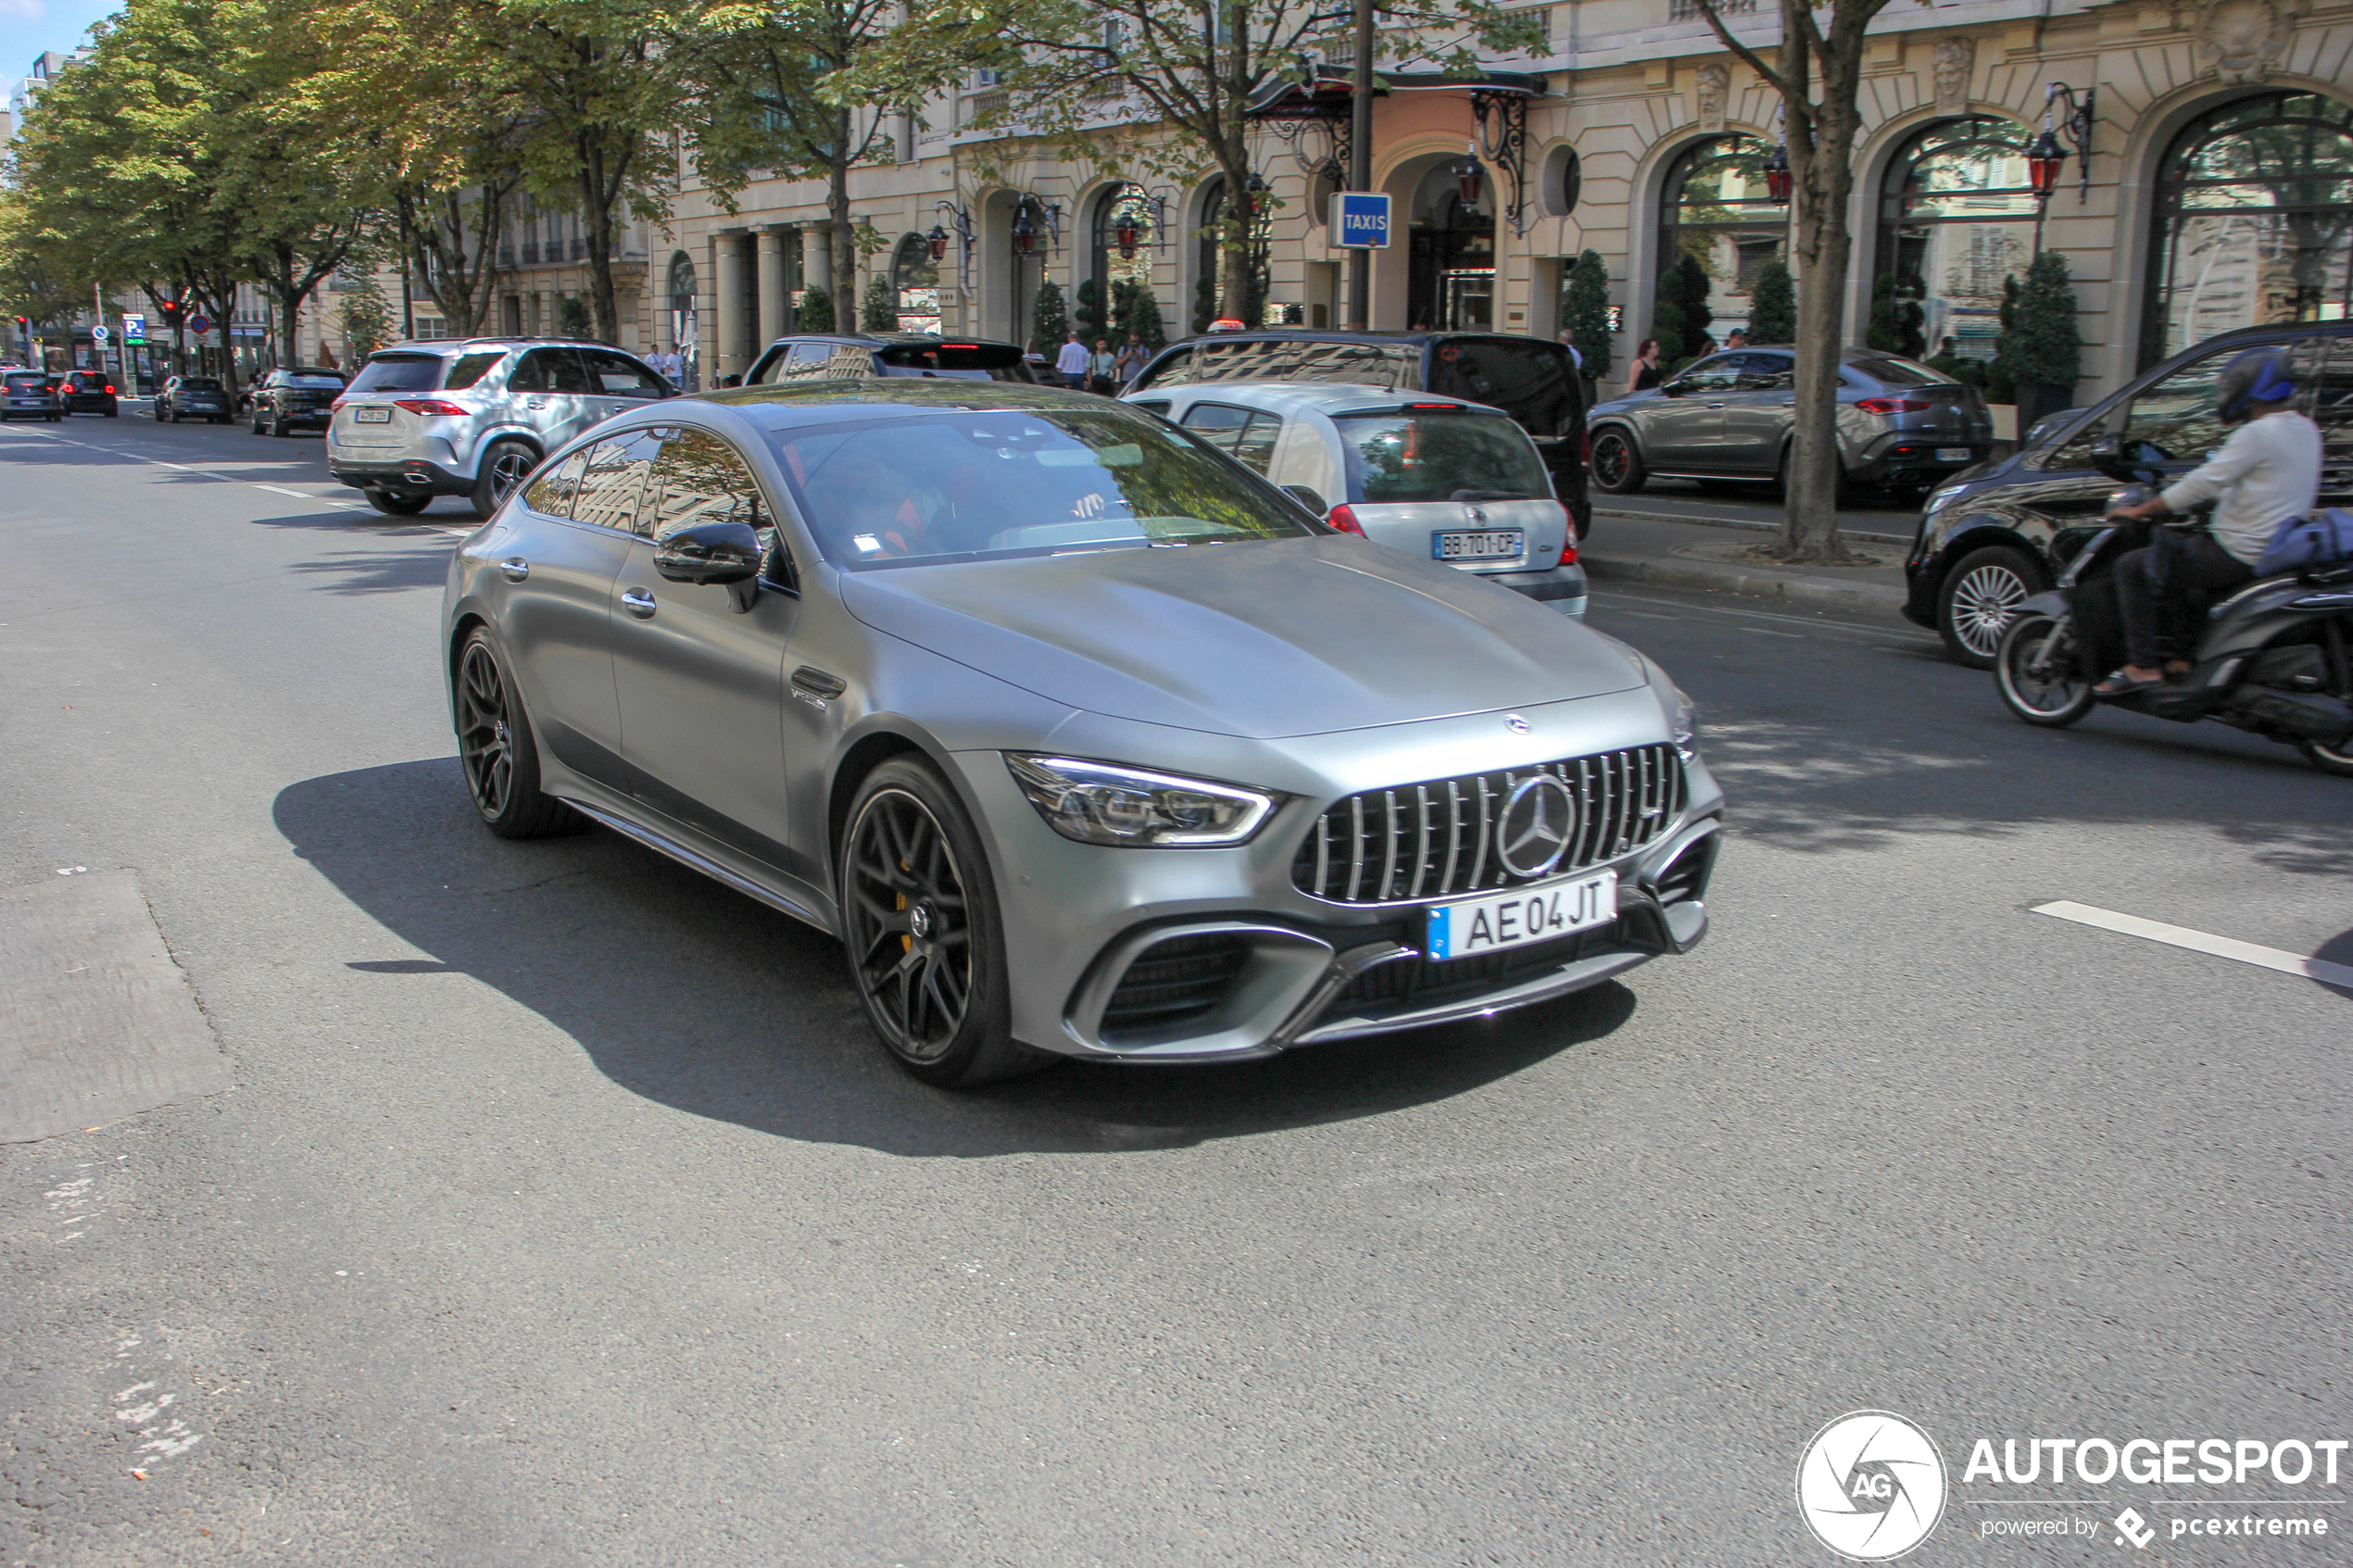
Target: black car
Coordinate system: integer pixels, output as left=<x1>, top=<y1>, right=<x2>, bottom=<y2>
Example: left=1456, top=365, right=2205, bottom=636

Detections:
left=1123, top=330, right=1592, bottom=536
left=3, top=369, right=63, bottom=421
left=58, top=370, right=119, bottom=417
left=249, top=366, right=346, bottom=435
left=156, top=374, right=233, bottom=424
left=744, top=333, right=1037, bottom=387
left=1903, top=322, right=2353, bottom=665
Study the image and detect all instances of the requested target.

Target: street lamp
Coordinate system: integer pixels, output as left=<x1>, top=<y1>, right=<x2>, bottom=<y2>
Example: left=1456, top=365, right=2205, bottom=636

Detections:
left=1115, top=211, right=1140, bottom=258
left=2025, top=129, right=2065, bottom=201
left=1763, top=143, right=1792, bottom=205
left=1453, top=143, right=1485, bottom=207
left=926, top=224, right=950, bottom=262
left=1012, top=207, right=1037, bottom=254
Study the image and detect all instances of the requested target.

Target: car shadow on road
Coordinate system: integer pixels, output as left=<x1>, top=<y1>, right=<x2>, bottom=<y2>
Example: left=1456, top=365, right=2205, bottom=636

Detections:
left=273, top=759, right=1634, bottom=1158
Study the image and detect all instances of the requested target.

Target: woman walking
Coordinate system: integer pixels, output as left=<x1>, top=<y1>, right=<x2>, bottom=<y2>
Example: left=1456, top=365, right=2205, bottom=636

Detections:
left=1629, top=338, right=1664, bottom=394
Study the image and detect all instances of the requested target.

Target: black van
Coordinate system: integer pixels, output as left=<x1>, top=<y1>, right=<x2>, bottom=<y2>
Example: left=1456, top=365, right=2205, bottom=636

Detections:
left=1124, top=331, right=1592, bottom=536
left=1904, top=323, right=2353, bottom=666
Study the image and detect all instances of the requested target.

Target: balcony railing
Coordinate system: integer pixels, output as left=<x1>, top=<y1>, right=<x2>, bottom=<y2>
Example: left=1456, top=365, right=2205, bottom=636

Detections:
left=1669, top=0, right=1754, bottom=18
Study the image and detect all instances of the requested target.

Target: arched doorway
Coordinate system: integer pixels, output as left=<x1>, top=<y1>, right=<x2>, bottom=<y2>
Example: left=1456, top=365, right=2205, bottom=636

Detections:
left=1089, top=184, right=1156, bottom=301
left=1407, top=159, right=1493, bottom=331
left=667, top=252, right=698, bottom=387
left=1195, top=179, right=1227, bottom=332
left=1658, top=134, right=1784, bottom=345
left=891, top=233, right=939, bottom=332
left=2144, top=91, right=2353, bottom=367
left=1006, top=194, right=1052, bottom=349
left=1874, top=117, right=2037, bottom=366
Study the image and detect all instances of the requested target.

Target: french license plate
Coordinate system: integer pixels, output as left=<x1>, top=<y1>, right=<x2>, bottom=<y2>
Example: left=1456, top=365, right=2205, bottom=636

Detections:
left=1433, top=528, right=1523, bottom=560
left=1425, top=870, right=1617, bottom=960
left=1935, top=446, right=1971, bottom=462
left=353, top=406, right=391, bottom=423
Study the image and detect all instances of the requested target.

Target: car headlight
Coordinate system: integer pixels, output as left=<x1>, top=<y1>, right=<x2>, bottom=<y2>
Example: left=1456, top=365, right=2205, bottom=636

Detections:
left=1670, top=687, right=1699, bottom=762
left=1925, top=483, right=1966, bottom=514
left=1005, top=755, right=1281, bottom=847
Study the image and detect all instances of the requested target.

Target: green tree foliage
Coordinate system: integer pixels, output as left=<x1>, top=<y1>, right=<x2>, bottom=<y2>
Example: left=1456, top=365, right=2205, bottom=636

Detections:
left=796, top=283, right=835, bottom=332
left=1072, top=277, right=1107, bottom=345
left=1193, top=273, right=1215, bottom=335
left=898, top=0, right=1541, bottom=320
left=1112, top=278, right=1166, bottom=352
left=2007, top=251, right=2082, bottom=390
left=861, top=272, right=898, bottom=332
left=557, top=295, right=593, bottom=337
left=338, top=272, right=396, bottom=361
left=1651, top=252, right=1713, bottom=367
left=1031, top=277, right=1069, bottom=351
left=1746, top=260, right=1794, bottom=344
left=1562, top=250, right=1613, bottom=383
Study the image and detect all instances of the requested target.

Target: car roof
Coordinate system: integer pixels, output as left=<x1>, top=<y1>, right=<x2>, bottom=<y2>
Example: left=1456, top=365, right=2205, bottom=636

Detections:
left=1164, top=329, right=1531, bottom=347
left=692, top=379, right=1150, bottom=429
left=1130, top=380, right=1502, bottom=418
left=375, top=337, right=623, bottom=355
left=758, top=332, right=1025, bottom=349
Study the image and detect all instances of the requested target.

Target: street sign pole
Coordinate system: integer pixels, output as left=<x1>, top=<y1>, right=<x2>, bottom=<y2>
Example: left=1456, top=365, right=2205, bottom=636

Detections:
left=1346, top=0, right=1374, bottom=331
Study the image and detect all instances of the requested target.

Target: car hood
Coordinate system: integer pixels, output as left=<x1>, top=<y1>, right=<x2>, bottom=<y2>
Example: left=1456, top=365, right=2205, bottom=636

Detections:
left=837, top=535, right=1643, bottom=739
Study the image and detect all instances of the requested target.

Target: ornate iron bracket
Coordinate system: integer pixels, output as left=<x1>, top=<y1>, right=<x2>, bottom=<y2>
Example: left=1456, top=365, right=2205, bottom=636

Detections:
left=1470, top=89, right=1531, bottom=237
left=930, top=200, right=975, bottom=295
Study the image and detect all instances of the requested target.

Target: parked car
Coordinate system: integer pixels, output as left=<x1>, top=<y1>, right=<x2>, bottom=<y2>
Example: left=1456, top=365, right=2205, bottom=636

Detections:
left=2, top=369, right=63, bottom=421
left=248, top=366, right=346, bottom=435
left=1124, top=381, right=1585, bottom=616
left=156, top=374, right=232, bottom=423
left=443, top=381, right=1718, bottom=1085
left=328, top=337, right=673, bottom=518
left=744, top=332, right=1038, bottom=386
left=1122, top=331, right=1593, bottom=537
left=1904, top=322, right=2353, bottom=665
left=1586, top=347, right=1993, bottom=504
left=57, top=369, right=120, bottom=417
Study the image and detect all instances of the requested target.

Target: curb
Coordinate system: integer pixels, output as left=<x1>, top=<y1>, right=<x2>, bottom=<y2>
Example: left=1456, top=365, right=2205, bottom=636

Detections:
left=1579, top=550, right=1910, bottom=615
left=1593, top=506, right=1915, bottom=548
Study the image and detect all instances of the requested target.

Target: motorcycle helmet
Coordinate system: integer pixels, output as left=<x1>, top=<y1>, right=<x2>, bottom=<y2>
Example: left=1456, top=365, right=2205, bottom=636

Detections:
left=2215, top=347, right=2299, bottom=425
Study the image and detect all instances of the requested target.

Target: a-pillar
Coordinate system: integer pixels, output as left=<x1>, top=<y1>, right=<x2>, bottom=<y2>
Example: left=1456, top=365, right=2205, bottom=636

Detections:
left=756, top=228, right=790, bottom=348
left=712, top=231, right=747, bottom=383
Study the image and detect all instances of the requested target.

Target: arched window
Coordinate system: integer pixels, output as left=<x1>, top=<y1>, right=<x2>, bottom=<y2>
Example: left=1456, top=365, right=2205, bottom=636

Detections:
left=1875, top=117, right=2037, bottom=365
left=1089, top=184, right=1156, bottom=298
left=1659, top=135, right=1785, bottom=343
left=666, top=252, right=698, bottom=379
left=891, top=232, right=939, bottom=332
left=2145, top=92, right=2353, bottom=367
left=1195, top=178, right=1227, bottom=331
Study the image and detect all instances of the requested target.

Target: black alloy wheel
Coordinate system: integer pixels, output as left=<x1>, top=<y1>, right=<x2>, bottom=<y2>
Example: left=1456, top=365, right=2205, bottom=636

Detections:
left=1938, top=545, right=2041, bottom=668
left=471, top=440, right=537, bottom=521
left=1590, top=429, right=1645, bottom=495
left=453, top=632, right=577, bottom=837
left=367, top=489, right=433, bottom=516
left=840, top=759, right=1044, bottom=1086
left=1994, top=613, right=2095, bottom=728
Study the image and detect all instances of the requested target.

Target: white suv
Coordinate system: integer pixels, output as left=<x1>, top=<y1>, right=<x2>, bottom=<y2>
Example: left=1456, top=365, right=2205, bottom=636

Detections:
left=327, top=337, right=673, bottom=518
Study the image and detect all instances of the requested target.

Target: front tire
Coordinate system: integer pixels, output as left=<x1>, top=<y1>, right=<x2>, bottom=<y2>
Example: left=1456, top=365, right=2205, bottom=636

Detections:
left=2300, top=737, right=2353, bottom=777
left=839, top=759, right=1051, bottom=1087
left=270, top=412, right=287, bottom=436
left=1590, top=429, right=1646, bottom=495
left=470, top=439, right=537, bottom=521
left=454, top=630, right=579, bottom=838
left=1937, top=545, right=2041, bottom=668
left=1994, top=612, right=2095, bottom=728
left=367, top=489, right=433, bottom=516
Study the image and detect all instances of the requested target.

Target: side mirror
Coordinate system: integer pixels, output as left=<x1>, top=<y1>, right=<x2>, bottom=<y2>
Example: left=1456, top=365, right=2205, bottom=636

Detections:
left=654, top=521, right=762, bottom=610
left=2087, top=433, right=2133, bottom=482
left=1658, top=381, right=1686, bottom=397
left=1282, top=484, right=1327, bottom=517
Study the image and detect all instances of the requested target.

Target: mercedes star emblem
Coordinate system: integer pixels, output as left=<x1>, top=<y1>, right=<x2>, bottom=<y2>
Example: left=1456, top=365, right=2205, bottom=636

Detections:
left=1504, top=714, right=1531, bottom=734
left=1495, top=774, right=1578, bottom=879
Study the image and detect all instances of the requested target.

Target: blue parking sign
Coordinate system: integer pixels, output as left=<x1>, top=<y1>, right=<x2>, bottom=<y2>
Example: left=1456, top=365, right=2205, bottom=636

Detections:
left=1331, top=191, right=1391, bottom=249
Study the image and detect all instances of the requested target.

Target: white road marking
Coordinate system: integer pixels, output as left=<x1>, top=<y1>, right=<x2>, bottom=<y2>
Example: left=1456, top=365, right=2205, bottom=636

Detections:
left=2032, top=901, right=2353, bottom=990
left=254, top=484, right=313, bottom=499
left=8, top=424, right=467, bottom=530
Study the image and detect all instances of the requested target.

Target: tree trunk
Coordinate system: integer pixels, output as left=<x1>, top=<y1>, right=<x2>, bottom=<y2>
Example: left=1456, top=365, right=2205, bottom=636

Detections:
left=830, top=117, right=857, bottom=335
left=1214, top=144, right=1252, bottom=321
left=578, top=133, right=623, bottom=345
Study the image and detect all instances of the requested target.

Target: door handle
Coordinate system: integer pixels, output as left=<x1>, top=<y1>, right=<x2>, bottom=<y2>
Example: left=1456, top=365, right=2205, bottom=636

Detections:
left=620, top=587, right=657, bottom=619
left=499, top=558, right=529, bottom=582
left=523, top=397, right=547, bottom=410
left=1705, top=401, right=1726, bottom=409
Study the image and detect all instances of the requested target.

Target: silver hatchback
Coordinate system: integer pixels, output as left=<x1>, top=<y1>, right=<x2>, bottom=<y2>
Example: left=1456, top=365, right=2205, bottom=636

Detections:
left=1125, top=382, right=1586, bottom=616
left=327, top=337, right=673, bottom=518
left=1587, top=346, right=1994, bottom=500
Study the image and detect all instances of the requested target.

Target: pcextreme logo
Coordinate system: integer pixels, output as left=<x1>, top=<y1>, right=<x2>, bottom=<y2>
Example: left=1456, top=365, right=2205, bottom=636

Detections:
left=1797, top=1411, right=1949, bottom=1561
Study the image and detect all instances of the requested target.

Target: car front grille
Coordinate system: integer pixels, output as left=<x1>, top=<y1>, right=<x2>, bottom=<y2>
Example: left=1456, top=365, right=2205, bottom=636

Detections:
left=1099, top=933, right=1251, bottom=1042
left=1292, top=743, right=1684, bottom=905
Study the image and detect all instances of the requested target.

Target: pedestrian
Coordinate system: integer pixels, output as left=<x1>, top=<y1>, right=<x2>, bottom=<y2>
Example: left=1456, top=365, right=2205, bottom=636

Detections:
left=1555, top=328, right=1582, bottom=372
left=1088, top=337, right=1119, bottom=395
left=1116, top=330, right=1151, bottom=387
left=1629, top=338, right=1664, bottom=393
left=1054, top=330, right=1089, bottom=389
left=1724, top=329, right=1748, bottom=351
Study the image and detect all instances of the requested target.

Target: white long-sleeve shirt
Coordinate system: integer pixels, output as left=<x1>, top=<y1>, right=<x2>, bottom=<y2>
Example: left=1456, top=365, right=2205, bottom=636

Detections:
left=2160, top=409, right=2324, bottom=566
left=1054, top=340, right=1089, bottom=377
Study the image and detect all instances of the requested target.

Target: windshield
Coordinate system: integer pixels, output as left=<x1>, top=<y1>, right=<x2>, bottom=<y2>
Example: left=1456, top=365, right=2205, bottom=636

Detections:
left=347, top=354, right=447, bottom=393
left=286, top=373, right=344, bottom=388
left=876, top=343, right=1027, bottom=382
left=1151, top=338, right=1418, bottom=392
left=5, top=373, right=47, bottom=389
left=1336, top=411, right=1551, bottom=504
left=766, top=407, right=1317, bottom=570
left=1847, top=356, right=1949, bottom=387
left=177, top=377, right=223, bottom=391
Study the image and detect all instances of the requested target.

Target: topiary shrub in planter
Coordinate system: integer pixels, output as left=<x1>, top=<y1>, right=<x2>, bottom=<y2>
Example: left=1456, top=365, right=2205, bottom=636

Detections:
left=2007, top=251, right=2082, bottom=430
left=1562, top=250, right=1615, bottom=392
left=795, top=285, right=833, bottom=333
left=1746, top=260, right=1794, bottom=345
left=1031, top=278, right=1068, bottom=354
left=860, top=274, right=897, bottom=332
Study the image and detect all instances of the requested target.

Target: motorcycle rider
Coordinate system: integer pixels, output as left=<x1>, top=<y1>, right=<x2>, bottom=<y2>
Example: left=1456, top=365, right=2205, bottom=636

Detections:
left=2095, top=347, right=2322, bottom=696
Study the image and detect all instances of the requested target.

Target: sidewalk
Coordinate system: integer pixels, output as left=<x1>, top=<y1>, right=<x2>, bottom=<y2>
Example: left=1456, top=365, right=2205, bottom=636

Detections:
left=1579, top=507, right=1914, bottom=618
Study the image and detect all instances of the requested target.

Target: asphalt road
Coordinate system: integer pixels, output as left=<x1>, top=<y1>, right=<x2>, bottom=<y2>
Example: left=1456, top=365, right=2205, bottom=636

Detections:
left=3, top=408, right=2347, bottom=1567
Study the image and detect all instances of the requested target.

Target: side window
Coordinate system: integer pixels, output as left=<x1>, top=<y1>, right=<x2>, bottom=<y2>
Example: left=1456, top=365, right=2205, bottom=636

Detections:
left=546, top=348, right=596, bottom=395
left=1669, top=355, right=1742, bottom=394
left=569, top=433, right=661, bottom=532
left=444, top=352, right=507, bottom=391
left=581, top=349, right=664, bottom=398
left=1428, top=340, right=1576, bottom=435
left=1126, top=399, right=1173, bottom=417
left=2288, top=335, right=2353, bottom=488
left=508, top=350, right=558, bottom=394
left=641, top=430, right=793, bottom=584
left=1139, top=346, right=1193, bottom=387
left=1178, top=402, right=1282, bottom=473
left=522, top=447, right=590, bottom=518
left=1729, top=352, right=1794, bottom=389
left=2111, top=342, right=2292, bottom=463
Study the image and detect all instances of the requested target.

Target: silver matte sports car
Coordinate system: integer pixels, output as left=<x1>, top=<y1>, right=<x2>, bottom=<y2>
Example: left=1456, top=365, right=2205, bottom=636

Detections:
left=440, top=382, right=1722, bottom=1085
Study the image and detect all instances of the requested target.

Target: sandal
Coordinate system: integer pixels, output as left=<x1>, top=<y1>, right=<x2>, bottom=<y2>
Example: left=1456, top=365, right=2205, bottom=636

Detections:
left=2094, top=669, right=2169, bottom=697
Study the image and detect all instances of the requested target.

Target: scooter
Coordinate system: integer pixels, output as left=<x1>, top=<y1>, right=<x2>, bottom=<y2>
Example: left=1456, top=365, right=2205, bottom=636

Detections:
left=1992, top=481, right=2353, bottom=775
